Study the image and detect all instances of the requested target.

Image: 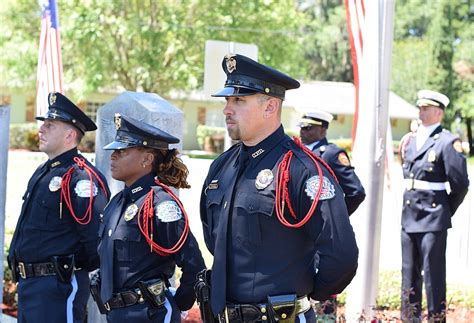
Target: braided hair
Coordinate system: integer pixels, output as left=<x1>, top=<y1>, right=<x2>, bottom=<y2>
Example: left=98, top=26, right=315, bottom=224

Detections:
left=150, top=148, right=190, bottom=189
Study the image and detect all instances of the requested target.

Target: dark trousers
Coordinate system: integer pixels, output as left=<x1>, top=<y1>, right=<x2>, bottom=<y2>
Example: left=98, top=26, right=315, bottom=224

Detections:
left=106, top=290, right=181, bottom=323
left=17, top=270, right=90, bottom=323
left=401, top=229, right=447, bottom=320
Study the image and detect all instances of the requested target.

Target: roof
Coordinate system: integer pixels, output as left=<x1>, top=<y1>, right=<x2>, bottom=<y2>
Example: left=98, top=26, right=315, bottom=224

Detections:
left=284, top=81, right=418, bottom=120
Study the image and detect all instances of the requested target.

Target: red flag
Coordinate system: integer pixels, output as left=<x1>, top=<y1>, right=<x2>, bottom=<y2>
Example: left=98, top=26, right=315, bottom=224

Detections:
left=344, top=0, right=365, bottom=144
left=36, top=0, right=64, bottom=117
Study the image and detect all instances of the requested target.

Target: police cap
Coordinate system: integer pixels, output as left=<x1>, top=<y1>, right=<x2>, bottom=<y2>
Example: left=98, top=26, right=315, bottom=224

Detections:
left=212, top=54, right=300, bottom=100
left=103, top=114, right=179, bottom=150
left=416, top=90, right=450, bottom=109
left=36, top=92, right=97, bottom=133
left=298, top=110, right=334, bottom=129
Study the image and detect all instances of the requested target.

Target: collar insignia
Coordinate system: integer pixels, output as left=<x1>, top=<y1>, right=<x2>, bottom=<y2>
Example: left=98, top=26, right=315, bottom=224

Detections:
left=131, top=186, right=143, bottom=194
left=51, top=161, right=61, bottom=168
left=251, top=148, right=265, bottom=158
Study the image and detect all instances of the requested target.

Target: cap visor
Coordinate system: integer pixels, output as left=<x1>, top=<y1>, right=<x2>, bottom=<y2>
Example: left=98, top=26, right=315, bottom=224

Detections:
left=103, top=141, right=137, bottom=150
left=212, top=86, right=258, bottom=97
left=35, top=116, right=45, bottom=121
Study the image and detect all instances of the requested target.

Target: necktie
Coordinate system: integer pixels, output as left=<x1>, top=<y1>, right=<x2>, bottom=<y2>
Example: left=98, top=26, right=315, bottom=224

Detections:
left=210, top=147, right=249, bottom=315
left=100, top=193, right=126, bottom=302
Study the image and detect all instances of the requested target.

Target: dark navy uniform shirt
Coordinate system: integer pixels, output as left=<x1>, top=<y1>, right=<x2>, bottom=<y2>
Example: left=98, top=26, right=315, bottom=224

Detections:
left=310, top=138, right=365, bottom=215
left=401, top=126, right=469, bottom=233
left=98, top=173, right=205, bottom=311
left=9, top=148, right=110, bottom=271
left=200, top=126, right=358, bottom=304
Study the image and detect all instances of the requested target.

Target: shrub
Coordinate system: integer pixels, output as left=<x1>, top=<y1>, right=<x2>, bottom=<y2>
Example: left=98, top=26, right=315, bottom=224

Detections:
left=78, top=131, right=96, bottom=153
left=196, top=125, right=226, bottom=152
left=9, top=123, right=39, bottom=151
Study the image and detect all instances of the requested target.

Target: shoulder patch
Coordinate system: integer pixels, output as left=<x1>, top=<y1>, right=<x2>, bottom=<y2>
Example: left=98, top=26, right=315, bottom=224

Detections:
left=338, top=152, right=351, bottom=166
left=156, top=201, right=183, bottom=222
left=74, top=180, right=98, bottom=198
left=305, top=175, right=335, bottom=201
left=453, top=139, right=463, bottom=153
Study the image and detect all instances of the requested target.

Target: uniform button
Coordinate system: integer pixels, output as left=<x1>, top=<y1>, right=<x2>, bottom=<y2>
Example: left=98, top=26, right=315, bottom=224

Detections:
left=428, top=167, right=433, bottom=172
left=224, top=201, right=227, bottom=209
left=64, top=264, right=69, bottom=269
left=409, top=173, right=414, bottom=178
left=108, top=229, right=112, bottom=237
left=281, top=313, right=287, bottom=319
left=249, top=205, right=254, bottom=211
left=406, top=200, right=411, bottom=205
left=261, top=308, right=266, bottom=313
left=262, top=315, right=267, bottom=321
left=432, top=203, right=436, bottom=207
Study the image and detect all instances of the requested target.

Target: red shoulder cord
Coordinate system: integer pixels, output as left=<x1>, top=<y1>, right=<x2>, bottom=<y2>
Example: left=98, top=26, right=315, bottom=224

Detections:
left=60, top=157, right=109, bottom=224
left=275, top=137, right=338, bottom=228
left=137, top=179, right=190, bottom=256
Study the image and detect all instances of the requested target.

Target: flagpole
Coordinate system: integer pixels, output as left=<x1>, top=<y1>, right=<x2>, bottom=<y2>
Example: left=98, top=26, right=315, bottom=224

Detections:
left=345, top=0, right=395, bottom=320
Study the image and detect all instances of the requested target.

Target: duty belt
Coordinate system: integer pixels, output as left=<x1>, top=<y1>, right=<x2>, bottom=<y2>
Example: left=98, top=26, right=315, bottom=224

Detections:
left=17, top=261, right=56, bottom=279
left=224, top=295, right=311, bottom=322
left=104, top=279, right=166, bottom=312
left=405, top=179, right=447, bottom=191
left=104, top=288, right=145, bottom=311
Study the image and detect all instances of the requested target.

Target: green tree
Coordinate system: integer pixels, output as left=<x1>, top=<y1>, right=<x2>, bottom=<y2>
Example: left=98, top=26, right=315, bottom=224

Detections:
left=298, top=0, right=352, bottom=81
left=1, top=0, right=307, bottom=97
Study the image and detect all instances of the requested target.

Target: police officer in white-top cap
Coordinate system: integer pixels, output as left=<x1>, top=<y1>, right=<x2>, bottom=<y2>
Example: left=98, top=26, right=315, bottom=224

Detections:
left=399, top=89, right=469, bottom=321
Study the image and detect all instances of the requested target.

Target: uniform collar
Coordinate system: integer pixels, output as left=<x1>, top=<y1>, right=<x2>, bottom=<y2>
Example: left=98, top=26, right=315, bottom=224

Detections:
left=47, top=147, right=79, bottom=168
left=236, top=125, right=286, bottom=167
left=123, top=173, right=156, bottom=202
left=418, top=123, right=440, bottom=137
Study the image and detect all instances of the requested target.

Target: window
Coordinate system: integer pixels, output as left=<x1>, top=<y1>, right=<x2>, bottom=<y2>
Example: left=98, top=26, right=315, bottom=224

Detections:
left=85, top=101, right=104, bottom=123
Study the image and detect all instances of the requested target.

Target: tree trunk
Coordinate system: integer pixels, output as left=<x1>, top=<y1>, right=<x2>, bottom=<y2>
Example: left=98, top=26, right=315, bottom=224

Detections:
left=466, top=118, right=473, bottom=156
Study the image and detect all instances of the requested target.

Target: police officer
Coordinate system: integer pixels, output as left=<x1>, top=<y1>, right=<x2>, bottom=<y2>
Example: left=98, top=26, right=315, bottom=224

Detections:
left=298, top=110, right=365, bottom=316
left=298, top=110, right=365, bottom=215
left=200, top=54, right=358, bottom=323
left=399, top=90, right=469, bottom=321
left=8, top=92, right=110, bottom=323
left=94, top=114, right=205, bottom=322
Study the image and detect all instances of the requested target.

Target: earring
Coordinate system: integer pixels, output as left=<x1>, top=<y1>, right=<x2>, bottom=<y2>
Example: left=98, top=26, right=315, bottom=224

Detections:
left=142, top=164, right=146, bottom=168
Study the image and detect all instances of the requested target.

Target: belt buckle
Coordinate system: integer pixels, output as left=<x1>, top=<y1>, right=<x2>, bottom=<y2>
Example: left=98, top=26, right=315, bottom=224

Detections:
left=18, top=262, right=26, bottom=279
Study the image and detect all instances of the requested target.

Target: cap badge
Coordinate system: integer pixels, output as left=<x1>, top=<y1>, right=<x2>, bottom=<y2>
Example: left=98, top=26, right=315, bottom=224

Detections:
left=428, top=150, right=437, bottom=163
left=255, top=169, right=274, bottom=190
left=225, top=54, right=237, bottom=73
left=49, top=176, right=62, bottom=192
left=49, top=93, right=57, bottom=105
left=114, top=113, right=122, bottom=130
left=124, top=203, right=138, bottom=221
left=305, top=175, right=335, bottom=201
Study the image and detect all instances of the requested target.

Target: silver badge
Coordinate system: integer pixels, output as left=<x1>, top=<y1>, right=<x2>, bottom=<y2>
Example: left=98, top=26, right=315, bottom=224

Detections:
left=428, top=150, right=436, bottom=162
left=305, top=176, right=335, bottom=201
left=49, top=92, right=57, bottom=105
left=225, top=54, right=237, bottom=73
left=255, top=169, right=274, bottom=190
left=124, top=204, right=138, bottom=221
left=74, top=180, right=98, bottom=198
left=156, top=201, right=182, bottom=222
left=48, top=176, right=62, bottom=192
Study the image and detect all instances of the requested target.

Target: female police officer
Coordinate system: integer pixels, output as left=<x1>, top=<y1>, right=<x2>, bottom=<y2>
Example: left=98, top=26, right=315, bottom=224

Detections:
left=93, top=114, right=205, bottom=322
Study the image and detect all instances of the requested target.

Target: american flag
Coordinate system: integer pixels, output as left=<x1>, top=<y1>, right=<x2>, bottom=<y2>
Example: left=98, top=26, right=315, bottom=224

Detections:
left=36, top=0, right=64, bottom=117
left=344, top=0, right=365, bottom=143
